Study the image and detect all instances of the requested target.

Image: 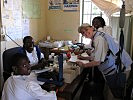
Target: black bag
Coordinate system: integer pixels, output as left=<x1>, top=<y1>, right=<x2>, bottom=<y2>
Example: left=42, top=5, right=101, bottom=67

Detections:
left=105, top=72, right=126, bottom=98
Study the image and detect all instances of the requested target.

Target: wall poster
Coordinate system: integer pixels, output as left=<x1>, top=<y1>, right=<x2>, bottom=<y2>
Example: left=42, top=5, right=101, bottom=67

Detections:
left=48, top=0, right=62, bottom=10
left=63, top=0, right=79, bottom=11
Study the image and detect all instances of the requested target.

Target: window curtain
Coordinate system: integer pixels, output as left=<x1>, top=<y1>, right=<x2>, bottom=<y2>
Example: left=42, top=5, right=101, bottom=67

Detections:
left=91, top=0, right=133, bottom=17
left=111, top=16, right=133, bottom=57
left=91, top=0, right=120, bottom=17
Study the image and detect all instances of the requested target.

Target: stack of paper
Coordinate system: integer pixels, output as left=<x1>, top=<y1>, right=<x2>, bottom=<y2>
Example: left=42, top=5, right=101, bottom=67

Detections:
left=69, top=55, right=89, bottom=64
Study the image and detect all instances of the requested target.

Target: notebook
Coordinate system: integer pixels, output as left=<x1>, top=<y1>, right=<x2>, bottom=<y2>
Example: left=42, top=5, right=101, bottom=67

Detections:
left=69, top=55, right=89, bottom=64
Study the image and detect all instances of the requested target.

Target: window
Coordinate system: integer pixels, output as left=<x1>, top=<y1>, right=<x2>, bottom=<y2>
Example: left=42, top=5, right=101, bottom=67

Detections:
left=80, top=0, right=108, bottom=45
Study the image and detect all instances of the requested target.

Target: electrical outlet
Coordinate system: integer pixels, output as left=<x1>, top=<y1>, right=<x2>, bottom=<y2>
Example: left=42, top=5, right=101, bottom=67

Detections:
left=1, top=34, right=6, bottom=41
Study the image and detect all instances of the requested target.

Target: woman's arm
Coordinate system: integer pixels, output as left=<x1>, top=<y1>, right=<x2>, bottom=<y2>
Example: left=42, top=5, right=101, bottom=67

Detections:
left=76, top=60, right=100, bottom=68
left=77, top=55, right=94, bottom=61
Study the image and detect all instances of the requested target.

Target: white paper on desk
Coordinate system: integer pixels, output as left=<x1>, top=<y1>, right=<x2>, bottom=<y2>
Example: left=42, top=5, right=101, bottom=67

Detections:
left=81, top=52, right=88, bottom=57
left=32, top=67, right=52, bottom=74
left=69, top=55, right=78, bottom=62
left=69, top=55, right=89, bottom=64
left=78, top=60, right=89, bottom=64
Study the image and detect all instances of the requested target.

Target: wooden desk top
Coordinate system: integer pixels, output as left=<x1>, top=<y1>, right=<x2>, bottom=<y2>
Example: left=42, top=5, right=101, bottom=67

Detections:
left=57, top=70, right=87, bottom=100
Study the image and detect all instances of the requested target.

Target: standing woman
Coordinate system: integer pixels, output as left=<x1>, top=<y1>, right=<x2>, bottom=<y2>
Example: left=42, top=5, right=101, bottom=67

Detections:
left=78, top=23, right=105, bottom=100
left=77, top=24, right=132, bottom=100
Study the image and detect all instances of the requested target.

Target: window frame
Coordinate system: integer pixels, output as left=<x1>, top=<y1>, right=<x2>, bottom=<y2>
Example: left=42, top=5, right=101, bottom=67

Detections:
left=80, top=0, right=108, bottom=44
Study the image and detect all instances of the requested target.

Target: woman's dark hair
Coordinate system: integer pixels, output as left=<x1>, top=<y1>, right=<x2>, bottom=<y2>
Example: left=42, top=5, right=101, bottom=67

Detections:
left=92, top=16, right=106, bottom=27
left=11, top=53, right=29, bottom=67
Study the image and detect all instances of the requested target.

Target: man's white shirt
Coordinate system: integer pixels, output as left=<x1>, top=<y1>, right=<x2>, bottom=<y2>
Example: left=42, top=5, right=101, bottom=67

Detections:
left=26, top=47, right=44, bottom=65
left=2, top=73, right=57, bottom=100
left=98, top=26, right=112, bottom=36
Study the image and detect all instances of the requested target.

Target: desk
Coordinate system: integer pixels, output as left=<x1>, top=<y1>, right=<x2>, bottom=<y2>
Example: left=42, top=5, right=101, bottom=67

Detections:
left=40, top=47, right=89, bottom=100
left=57, top=69, right=87, bottom=100
left=40, top=47, right=69, bottom=59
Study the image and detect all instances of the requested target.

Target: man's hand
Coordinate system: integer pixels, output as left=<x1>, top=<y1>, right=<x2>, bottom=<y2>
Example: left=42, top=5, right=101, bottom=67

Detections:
left=31, top=59, right=48, bottom=70
left=40, top=58, right=49, bottom=67
left=89, top=56, right=94, bottom=61
left=86, top=49, right=92, bottom=55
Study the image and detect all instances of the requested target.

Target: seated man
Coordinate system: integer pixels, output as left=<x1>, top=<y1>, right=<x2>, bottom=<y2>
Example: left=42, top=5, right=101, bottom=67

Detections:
left=20, top=36, right=47, bottom=70
left=20, top=36, right=58, bottom=84
left=2, top=53, right=57, bottom=100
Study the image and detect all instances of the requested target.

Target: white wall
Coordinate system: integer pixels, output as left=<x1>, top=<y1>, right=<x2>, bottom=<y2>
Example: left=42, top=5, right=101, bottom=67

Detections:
left=0, top=0, right=47, bottom=91
left=45, top=0, right=80, bottom=41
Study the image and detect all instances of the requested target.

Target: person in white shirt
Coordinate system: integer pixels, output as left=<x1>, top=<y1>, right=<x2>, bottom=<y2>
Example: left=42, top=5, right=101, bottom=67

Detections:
left=92, top=16, right=112, bottom=36
left=20, top=36, right=47, bottom=70
left=2, top=53, right=57, bottom=100
left=77, top=24, right=132, bottom=100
